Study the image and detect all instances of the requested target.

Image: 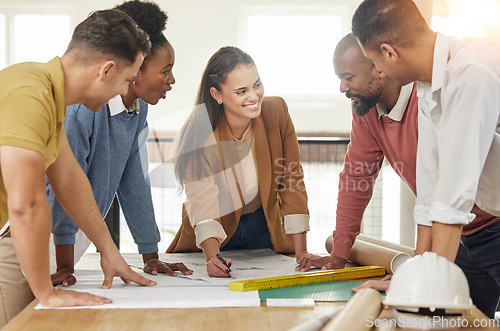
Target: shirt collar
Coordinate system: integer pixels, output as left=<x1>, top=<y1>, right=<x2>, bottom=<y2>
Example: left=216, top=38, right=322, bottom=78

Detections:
left=108, top=95, right=140, bottom=116
left=376, top=83, right=414, bottom=121
left=431, top=32, right=452, bottom=93
left=240, top=121, right=254, bottom=143
left=233, top=121, right=254, bottom=143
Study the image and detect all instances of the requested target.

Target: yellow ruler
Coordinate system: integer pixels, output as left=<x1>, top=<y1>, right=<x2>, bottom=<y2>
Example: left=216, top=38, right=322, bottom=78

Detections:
left=229, top=265, right=385, bottom=292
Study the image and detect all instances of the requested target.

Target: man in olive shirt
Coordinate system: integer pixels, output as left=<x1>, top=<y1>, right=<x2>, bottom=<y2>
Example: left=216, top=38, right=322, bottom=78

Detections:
left=0, top=9, right=156, bottom=326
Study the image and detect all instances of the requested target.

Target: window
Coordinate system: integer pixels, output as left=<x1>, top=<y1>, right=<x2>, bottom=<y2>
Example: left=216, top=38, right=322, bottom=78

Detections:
left=0, top=14, right=5, bottom=69
left=13, top=14, right=70, bottom=64
left=0, top=5, right=73, bottom=69
left=233, top=5, right=407, bottom=252
left=430, top=0, right=500, bottom=40
left=240, top=6, right=349, bottom=98
left=431, top=16, right=483, bottom=39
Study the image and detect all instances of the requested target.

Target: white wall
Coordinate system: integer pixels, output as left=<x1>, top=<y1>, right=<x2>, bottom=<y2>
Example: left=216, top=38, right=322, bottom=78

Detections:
left=0, top=0, right=362, bottom=134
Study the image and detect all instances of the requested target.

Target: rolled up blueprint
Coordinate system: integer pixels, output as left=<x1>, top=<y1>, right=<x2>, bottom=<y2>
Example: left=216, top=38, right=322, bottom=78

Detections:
left=321, top=288, right=383, bottom=331
left=356, top=234, right=415, bottom=256
left=325, top=235, right=411, bottom=273
left=288, top=306, right=344, bottom=331
left=349, top=240, right=411, bottom=273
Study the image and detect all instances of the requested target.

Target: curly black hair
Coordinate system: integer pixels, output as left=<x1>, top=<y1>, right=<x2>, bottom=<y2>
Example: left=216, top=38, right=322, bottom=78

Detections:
left=115, top=0, right=168, bottom=54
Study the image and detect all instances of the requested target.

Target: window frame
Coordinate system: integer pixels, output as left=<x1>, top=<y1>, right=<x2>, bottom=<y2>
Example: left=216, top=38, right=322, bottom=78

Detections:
left=0, top=4, right=74, bottom=67
left=238, top=4, right=351, bottom=103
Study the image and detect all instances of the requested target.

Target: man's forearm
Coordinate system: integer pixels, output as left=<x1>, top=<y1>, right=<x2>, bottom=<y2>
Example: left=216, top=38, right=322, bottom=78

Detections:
left=415, top=224, right=432, bottom=255
left=48, top=172, right=116, bottom=254
left=10, top=200, right=55, bottom=304
left=2, top=146, right=57, bottom=303
left=431, top=222, right=463, bottom=262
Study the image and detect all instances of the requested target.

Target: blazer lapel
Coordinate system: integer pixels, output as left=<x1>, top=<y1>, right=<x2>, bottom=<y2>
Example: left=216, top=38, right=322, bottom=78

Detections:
left=216, top=117, right=243, bottom=223
left=253, top=115, right=272, bottom=211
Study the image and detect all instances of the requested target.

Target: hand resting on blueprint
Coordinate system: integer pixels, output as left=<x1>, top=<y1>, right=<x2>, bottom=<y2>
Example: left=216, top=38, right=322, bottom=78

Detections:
left=99, top=248, right=157, bottom=289
left=352, top=274, right=392, bottom=293
left=52, top=267, right=77, bottom=287
left=44, top=287, right=113, bottom=307
left=48, top=247, right=157, bottom=307
left=294, top=254, right=347, bottom=272
left=50, top=257, right=188, bottom=288
left=142, top=253, right=193, bottom=276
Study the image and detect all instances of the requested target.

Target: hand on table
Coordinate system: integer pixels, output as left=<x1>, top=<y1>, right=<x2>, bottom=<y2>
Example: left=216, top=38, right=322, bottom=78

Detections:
left=100, top=250, right=157, bottom=289
left=51, top=268, right=76, bottom=287
left=206, top=256, right=233, bottom=278
left=40, top=287, right=113, bottom=308
left=295, top=251, right=319, bottom=263
left=295, top=254, right=347, bottom=272
left=352, top=274, right=392, bottom=293
left=144, top=259, right=193, bottom=276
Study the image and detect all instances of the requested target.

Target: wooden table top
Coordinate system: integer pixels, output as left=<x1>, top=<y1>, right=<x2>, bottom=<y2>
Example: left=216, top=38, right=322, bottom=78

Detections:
left=4, top=254, right=499, bottom=331
left=6, top=298, right=498, bottom=331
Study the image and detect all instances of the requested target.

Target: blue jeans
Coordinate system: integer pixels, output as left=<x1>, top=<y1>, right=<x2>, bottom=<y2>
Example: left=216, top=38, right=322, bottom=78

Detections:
left=222, top=207, right=273, bottom=251
left=455, top=223, right=500, bottom=318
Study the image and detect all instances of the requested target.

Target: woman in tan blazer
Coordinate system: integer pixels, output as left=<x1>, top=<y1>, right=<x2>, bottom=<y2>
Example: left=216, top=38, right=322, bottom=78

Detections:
left=168, top=47, right=315, bottom=277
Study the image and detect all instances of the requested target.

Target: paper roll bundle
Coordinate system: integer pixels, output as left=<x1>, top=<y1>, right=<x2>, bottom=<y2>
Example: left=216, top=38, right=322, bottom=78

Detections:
left=321, top=288, right=383, bottom=331
left=325, top=235, right=412, bottom=273
left=356, top=234, right=415, bottom=256
left=349, top=240, right=411, bottom=273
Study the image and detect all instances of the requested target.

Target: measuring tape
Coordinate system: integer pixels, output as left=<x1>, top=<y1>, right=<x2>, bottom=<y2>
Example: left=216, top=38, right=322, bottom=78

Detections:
left=229, top=265, right=385, bottom=292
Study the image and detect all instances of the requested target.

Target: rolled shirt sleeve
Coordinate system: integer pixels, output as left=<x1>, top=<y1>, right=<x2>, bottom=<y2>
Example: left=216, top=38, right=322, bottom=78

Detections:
left=194, top=219, right=228, bottom=248
left=414, top=95, right=438, bottom=227
left=416, top=63, right=500, bottom=225
left=284, top=214, right=310, bottom=234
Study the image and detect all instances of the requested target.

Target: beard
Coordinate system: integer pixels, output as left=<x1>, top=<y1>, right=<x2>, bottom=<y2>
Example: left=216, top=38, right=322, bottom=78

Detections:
left=346, top=91, right=379, bottom=117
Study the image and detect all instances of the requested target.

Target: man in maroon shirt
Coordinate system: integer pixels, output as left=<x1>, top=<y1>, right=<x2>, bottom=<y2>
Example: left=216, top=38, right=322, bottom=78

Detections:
left=298, top=33, right=500, bottom=318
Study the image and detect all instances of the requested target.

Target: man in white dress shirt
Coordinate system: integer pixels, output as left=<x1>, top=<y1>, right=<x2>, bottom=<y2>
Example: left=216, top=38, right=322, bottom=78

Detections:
left=351, top=0, right=500, bottom=319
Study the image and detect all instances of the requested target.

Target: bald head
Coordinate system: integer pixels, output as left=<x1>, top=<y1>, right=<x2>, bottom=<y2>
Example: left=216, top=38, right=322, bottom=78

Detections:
left=334, top=33, right=383, bottom=117
left=334, top=33, right=372, bottom=66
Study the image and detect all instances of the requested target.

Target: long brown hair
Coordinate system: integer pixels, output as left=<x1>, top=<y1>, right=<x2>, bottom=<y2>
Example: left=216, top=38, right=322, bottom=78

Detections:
left=173, top=46, right=255, bottom=188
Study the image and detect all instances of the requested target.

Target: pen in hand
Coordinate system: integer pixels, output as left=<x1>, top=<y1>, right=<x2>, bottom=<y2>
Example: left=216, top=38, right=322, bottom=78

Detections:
left=216, top=254, right=234, bottom=279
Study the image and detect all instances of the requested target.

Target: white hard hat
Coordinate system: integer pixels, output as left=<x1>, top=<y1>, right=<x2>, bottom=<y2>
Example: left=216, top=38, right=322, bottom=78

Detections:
left=384, top=251, right=474, bottom=311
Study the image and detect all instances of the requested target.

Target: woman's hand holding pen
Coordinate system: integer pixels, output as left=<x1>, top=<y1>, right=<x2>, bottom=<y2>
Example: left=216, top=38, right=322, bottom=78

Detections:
left=207, top=255, right=234, bottom=278
left=201, top=237, right=234, bottom=278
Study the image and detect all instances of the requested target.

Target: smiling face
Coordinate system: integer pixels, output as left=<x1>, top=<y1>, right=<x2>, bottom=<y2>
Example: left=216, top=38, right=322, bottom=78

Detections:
left=131, top=42, right=176, bottom=105
left=334, top=48, right=382, bottom=116
left=211, top=64, right=264, bottom=126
